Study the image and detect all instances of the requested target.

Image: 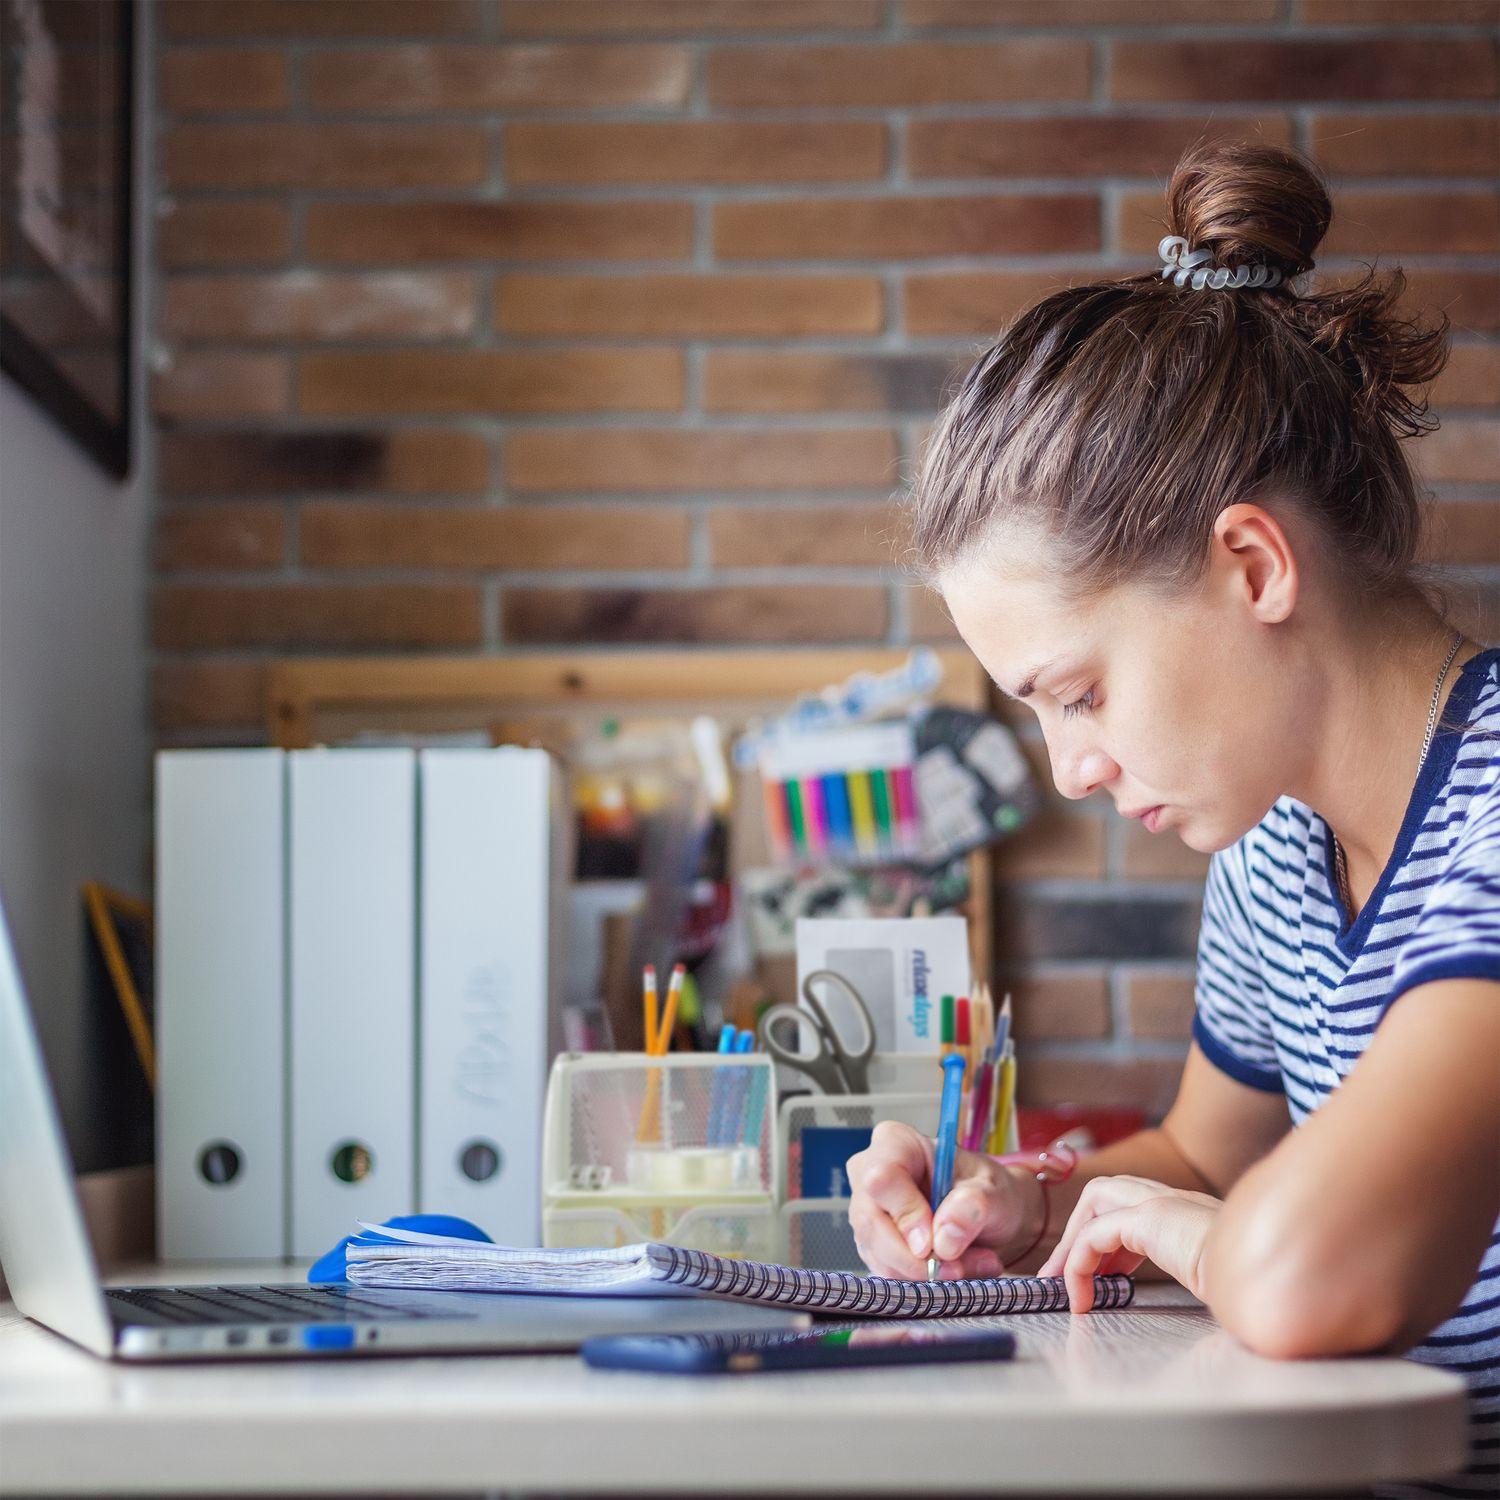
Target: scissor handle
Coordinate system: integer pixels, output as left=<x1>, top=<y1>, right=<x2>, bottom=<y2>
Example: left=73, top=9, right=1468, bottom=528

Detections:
left=757, top=1001, right=849, bottom=1095
left=799, top=970, right=876, bottom=1090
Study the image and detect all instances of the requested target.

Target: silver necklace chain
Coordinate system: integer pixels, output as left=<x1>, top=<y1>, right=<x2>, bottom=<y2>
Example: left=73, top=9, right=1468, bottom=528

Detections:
left=1332, top=629, right=1466, bottom=918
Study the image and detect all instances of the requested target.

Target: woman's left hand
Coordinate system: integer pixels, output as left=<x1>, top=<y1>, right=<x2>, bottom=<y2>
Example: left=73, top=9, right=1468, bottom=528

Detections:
left=1037, top=1175, right=1222, bottom=1312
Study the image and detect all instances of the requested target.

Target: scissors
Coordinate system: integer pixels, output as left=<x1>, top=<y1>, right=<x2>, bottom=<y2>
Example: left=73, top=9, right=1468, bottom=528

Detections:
left=757, top=969, right=875, bottom=1095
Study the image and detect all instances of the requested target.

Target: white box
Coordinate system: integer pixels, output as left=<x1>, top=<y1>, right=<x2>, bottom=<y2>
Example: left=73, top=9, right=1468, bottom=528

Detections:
left=288, top=749, right=416, bottom=1257
left=794, top=916, right=970, bottom=1054
left=417, top=749, right=556, bottom=1241
left=156, top=750, right=287, bottom=1260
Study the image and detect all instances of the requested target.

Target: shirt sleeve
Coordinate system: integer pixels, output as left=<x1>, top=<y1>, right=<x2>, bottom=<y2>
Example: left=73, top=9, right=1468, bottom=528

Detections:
left=1387, top=756, right=1500, bottom=1011
left=1191, top=839, right=1285, bottom=1093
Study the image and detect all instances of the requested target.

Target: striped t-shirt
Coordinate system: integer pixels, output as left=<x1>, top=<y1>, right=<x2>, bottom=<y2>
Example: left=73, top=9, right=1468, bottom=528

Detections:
left=1192, top=643, right=1500, bottom=1500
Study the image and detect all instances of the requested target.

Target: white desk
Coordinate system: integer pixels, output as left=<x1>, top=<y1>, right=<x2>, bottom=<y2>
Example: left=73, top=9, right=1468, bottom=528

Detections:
left=0, top=1265, right=1468, bottom=1496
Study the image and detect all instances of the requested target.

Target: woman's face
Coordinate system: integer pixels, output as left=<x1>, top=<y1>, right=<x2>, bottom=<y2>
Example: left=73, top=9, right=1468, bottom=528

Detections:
left=939, top=522, right=1305, bottom=854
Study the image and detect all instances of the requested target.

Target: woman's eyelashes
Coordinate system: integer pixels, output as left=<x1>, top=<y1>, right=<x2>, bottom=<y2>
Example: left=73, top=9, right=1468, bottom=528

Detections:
left=1061, top=688, right=1097, bottom=720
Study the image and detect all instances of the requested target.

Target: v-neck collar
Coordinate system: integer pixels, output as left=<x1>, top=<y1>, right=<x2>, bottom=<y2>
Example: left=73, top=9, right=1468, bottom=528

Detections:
left=1319, top=644, right=1500, bottom=962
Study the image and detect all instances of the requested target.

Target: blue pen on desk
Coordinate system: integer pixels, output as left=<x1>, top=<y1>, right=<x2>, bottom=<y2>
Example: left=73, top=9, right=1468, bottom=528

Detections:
left=928, top=1052, right=967, bottom=1281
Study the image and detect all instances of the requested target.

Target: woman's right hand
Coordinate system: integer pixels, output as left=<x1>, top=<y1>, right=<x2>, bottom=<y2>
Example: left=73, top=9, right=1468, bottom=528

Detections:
left=845, top=1119, right=1041, bottom=1280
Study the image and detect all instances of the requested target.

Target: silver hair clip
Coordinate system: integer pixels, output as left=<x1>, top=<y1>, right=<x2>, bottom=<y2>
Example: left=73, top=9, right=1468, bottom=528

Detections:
left=1158, top=235, right=1283, bottom=291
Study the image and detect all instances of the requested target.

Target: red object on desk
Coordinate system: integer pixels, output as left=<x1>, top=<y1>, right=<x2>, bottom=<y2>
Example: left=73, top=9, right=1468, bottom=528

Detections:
left=1017, top=1105, right=1145, bottom=1152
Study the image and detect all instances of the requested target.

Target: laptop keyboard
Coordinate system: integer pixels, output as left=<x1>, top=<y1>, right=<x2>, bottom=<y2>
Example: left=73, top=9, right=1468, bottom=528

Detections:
left=105, top=1284, right=439, bottom=1326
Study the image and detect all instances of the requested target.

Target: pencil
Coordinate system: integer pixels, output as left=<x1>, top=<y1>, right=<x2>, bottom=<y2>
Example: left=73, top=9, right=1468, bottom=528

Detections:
left=643, top=965, right=659, bottom=1056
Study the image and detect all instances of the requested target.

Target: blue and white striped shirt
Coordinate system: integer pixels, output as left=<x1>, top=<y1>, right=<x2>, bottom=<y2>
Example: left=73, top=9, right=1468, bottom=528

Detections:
left=1193, top=644, right=1500, bottom=1499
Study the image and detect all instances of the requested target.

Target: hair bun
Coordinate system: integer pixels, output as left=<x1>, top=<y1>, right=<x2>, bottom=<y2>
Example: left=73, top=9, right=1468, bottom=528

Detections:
left=1165, top=141, right=1331, bottom=283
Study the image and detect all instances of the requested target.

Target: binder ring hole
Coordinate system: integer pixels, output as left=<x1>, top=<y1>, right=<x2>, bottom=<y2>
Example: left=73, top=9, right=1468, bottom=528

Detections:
left=460, top=1139, right=501, bottom=1182
left=331, top=1141, right=374, bottom=1184
left=197, top=1141, right=242, bottom=1185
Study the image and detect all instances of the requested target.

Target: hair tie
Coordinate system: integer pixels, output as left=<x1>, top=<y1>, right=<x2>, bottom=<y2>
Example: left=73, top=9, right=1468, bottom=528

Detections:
left=1158, top=235, right=1283, bottom=291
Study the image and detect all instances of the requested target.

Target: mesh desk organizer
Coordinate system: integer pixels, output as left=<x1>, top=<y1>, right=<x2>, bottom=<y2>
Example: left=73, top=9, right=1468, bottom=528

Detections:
left=542, top=1052, right=777, bottom=1258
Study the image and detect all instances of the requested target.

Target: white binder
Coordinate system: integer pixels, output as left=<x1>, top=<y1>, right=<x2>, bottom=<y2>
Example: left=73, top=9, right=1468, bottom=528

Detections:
left=417, top=749, right=555, bottom=1240
left=288, top=749, right=416, bottom=1257
left=156, top=750, right=287, bottom=1260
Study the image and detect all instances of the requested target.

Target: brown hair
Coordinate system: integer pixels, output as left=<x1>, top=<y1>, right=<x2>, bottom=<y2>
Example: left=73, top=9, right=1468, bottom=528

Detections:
left=910, top=141, right=1452, bottom=618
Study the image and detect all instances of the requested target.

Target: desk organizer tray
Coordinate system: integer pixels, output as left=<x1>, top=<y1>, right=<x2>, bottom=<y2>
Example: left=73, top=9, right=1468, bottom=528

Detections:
left=542, top=1052, right=777, bottom=1258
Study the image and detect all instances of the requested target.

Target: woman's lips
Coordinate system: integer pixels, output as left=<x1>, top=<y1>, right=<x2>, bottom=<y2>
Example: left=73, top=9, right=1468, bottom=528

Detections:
left=1143, top=805, right=1167, bottom=833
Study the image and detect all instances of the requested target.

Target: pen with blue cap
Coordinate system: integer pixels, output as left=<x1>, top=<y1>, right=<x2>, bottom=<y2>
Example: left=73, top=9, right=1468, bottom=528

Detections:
left=928, top=1052, right=967, bottom=1280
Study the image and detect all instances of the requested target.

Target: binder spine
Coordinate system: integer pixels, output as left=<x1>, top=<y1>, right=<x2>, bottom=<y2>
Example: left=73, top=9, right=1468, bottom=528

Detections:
left=156, top=750, right=287, bottom=1261
left=288, top=750, right=416, bottom=1257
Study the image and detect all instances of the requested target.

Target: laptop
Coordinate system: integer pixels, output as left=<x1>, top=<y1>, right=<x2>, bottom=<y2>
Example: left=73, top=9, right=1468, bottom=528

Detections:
left=0, top=902, right=808, bottom=1360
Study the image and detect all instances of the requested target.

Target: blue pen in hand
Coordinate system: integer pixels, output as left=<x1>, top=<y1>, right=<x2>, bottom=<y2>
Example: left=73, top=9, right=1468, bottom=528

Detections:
left=928, top=1053, right=967, bottom=1280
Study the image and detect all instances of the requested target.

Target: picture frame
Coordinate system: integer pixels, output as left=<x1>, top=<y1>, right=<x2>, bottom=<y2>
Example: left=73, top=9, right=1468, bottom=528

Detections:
left=0, top=0, right=134, bottom=479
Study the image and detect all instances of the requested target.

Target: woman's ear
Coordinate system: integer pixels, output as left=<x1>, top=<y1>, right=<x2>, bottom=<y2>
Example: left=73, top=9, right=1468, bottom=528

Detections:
left=1211, top=502, right=1299, bottom=625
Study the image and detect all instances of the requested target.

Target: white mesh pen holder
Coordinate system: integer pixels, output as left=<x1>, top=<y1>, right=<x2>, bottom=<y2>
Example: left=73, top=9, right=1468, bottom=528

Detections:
left=777, top=1089, right=940, bottom=1271
left=541, top=1052, right=777, bottom=1257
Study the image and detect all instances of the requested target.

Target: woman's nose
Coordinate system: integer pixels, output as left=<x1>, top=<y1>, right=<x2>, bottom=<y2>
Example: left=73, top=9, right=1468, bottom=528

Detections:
left=1048, top=737, right=1117, bottom=802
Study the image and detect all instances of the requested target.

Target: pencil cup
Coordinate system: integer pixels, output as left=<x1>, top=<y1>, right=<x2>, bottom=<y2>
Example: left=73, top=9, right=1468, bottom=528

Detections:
left=542, top=1052, right=776, bottom=1257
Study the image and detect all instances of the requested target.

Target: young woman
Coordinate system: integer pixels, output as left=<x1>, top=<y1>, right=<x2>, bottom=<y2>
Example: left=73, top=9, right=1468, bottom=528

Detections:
left=845, top=142, right=1498, bottom=1497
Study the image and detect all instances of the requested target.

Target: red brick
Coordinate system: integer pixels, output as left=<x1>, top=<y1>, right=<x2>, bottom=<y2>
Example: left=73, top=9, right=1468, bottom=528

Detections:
left=1421, top=498, right=1500, bottom=565
left=708, top=504, right=903, bottom=567
left=504, top=120, right=885, bottom=187
left=993, top=810, right=1108, bottom=880
left=1121, top=819, right=1212, bottom=880
left=905, top=0, right=1278, bottom=20
left=505, top=429, right=899, bottom=493
left=908, top=586, right=961, bottom=641
left=159, top=201, right=291, bottom=269
left=502, top=585, right=888, bottom=645
left=306, top=201, right=694, bottom=265
left=910, top=115, right=1293, bottom=179
left=1433, top=345, right=1500, bottom=410
left=1112, top=38, right=1497, bottom=102
left=1311, top=113, right=1500, bottom=177
left=300, top=502, right=691, bottom=571
left=904, top=268, right=1103, bottom=335
left=1396, top=270, right=1500, bottom=334
left=299, top=349, right=684, bottom=416
left=1118, top=188, right=1500, bottom=258
left=1125, top=973, right=1195, bottom=1041
left=716, top=194, right=1099, bottom=261
left=307, top=44, right=690, bottom=113
left=1004, top=972, right=1111, bottom=1043
left=708, top=41, right=1090, bottom=108
left=495, top=274, right=882, bottom=337
left=162, top=273, right=478, bottom=342
left=1325, top=192, right=1499, bottom=257
left=159, top=1, right=480, bottom=39
left=1299, top=1, right=1500, bottom=21
left=1415, top=421, right=1499, bottom=484
left=704, top=352, right=962, bottom=414
left=1016, top=1056, right=1183, bottom=1119
left=159, top=47, right=289, bottom=114
left=153, top=584, right=483, bottom=650
left=502, top=1, right=883, bottom=32
left=162, top=123, right=488, bottom=190
left=159, top=429, right=490, bottom=496
left=153, top=659, right=271, bottom=733
left=153, top=353, right=291, bottom=420
left=156, top=505, right=286, bottom=571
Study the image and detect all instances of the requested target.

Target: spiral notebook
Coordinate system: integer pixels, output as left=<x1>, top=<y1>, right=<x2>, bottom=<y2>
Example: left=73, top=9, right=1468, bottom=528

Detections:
left=344, top=1225, right=1135, bottom=1318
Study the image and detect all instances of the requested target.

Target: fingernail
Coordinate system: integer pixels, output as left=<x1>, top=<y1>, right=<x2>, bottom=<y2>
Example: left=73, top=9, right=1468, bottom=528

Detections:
left=934, top=1225, right=962, bottom=1259
left=907, top=1226, right=927, bottom=1255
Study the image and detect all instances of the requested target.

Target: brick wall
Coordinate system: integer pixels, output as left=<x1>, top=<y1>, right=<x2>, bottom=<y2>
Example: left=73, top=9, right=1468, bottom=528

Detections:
left=150, top=0, right=1499, bottom=1116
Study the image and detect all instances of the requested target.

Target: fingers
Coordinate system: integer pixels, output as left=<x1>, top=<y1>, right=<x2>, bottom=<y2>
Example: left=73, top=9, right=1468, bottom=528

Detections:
left=1037, top=1174, right=1165, bottom=1278
left=1059, top=1209, right=1151, bottom=1313
left=931, top=1173, right=999, bottom=1263
left=847, top=1121, right=936, bottom=1261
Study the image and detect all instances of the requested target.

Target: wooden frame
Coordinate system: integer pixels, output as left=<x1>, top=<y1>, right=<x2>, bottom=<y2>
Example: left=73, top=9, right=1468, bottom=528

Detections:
left=267, top=649, right=994, bottom=976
